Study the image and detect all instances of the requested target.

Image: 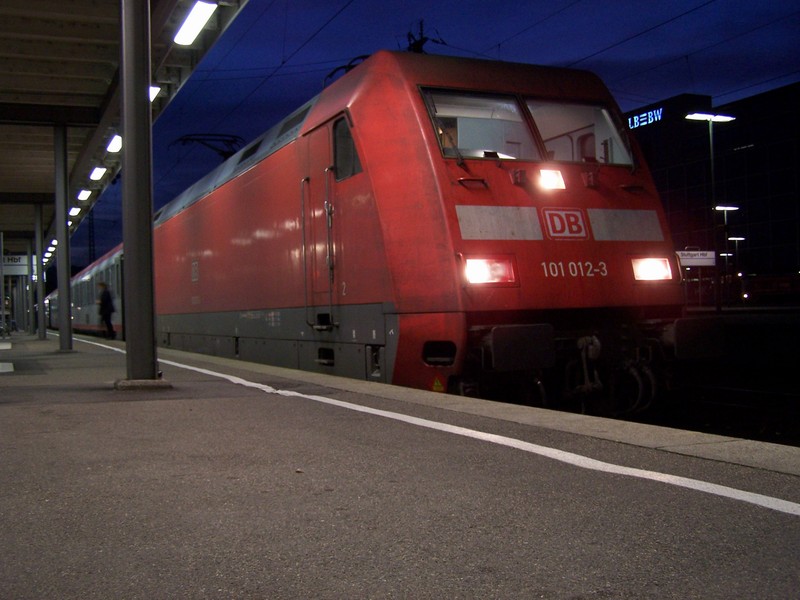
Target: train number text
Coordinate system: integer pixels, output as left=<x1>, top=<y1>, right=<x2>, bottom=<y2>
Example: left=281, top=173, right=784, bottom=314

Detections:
left=540, top=261, right=608, bottom=278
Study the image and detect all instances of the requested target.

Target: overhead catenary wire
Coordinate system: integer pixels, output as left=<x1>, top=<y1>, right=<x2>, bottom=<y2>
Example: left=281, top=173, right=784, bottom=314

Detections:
left=605, top=9, right=800, bottom=105
left=153, top=0, right=357, bottom=203
left=563, top=0, right=718, bottom=68
left=481, top=0, right=584, bottom=56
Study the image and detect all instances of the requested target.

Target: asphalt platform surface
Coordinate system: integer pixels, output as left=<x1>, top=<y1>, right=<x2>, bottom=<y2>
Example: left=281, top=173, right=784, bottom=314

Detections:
left=1, top=333, right=798, bottom=599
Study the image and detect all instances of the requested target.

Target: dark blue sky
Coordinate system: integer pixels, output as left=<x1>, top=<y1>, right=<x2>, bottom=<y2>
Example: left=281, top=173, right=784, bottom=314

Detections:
left=70, top=0, right=800, bottom=267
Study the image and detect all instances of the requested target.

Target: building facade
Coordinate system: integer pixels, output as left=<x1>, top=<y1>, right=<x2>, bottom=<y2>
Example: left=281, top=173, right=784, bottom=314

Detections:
left=627, top=83, right=800, bottom=304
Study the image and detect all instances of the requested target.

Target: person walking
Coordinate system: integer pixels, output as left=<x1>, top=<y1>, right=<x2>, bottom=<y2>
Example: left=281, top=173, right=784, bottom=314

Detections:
left=97, top=282, right=116, bottom=339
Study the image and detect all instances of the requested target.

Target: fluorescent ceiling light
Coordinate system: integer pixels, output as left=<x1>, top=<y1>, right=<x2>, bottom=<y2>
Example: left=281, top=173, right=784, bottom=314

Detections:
left=69, top=207, right=82, bottom=217
left=149, top=86, right=161, bottom=102
left=89, top=167, right=107, bottom=180
left=714, top=205, right=739, bottom=211
left=77, top=189, right=92, bottom=201
left=685, top=112, right=736, bottom=122
left=174, top=1, right=217, bottom=46
left=107, top=135, right=122, bottom=153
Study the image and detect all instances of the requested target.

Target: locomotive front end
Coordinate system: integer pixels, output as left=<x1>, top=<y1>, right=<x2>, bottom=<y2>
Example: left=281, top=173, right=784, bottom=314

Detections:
left=414, top=65, right=683, bottom=412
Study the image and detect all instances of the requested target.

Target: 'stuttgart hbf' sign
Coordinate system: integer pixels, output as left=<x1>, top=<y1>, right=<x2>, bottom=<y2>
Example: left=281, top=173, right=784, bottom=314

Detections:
left=677, top=250, right=716, bottom=267
left=2, top=255, right=38, bottom=276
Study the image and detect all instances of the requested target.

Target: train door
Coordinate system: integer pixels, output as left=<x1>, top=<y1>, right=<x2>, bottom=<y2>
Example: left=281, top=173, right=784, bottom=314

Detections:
left=302, top=121, right=337, bottom=329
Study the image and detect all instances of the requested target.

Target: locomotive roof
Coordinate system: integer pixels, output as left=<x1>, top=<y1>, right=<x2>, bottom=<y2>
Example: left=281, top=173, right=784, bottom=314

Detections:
left=154, top=95, right=319, bottom=226
left=153, top=51, right=612, bottom=227
left=371, top=50, right=606, bottom=99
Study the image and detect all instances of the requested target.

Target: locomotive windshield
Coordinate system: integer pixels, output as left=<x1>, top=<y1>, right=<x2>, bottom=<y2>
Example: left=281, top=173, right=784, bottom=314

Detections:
left=422, top=88, right=632, bottom=167
left=423, top=90, right=542, bottom=161
left=526, top=100, right=633, bottom=166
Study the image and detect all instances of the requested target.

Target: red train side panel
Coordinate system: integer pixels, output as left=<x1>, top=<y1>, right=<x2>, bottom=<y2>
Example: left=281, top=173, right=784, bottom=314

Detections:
left=150, top=50, right=683, bottom=408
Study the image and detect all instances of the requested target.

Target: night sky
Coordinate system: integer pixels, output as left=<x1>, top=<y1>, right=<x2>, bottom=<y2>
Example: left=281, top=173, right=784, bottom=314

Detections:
left=69, top=0, right=800, bottom=267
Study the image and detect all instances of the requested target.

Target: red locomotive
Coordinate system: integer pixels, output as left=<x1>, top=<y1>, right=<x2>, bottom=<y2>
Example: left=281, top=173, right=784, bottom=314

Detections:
left=57, top=51, right=685, bottom=412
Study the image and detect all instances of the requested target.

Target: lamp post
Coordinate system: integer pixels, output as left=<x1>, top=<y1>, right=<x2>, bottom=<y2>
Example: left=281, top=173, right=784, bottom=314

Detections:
left=715, top=205, right=739, bottom=303
left=686, top=112, right=736, bottom=311
left=728, top=236, right=745, bottom=303
left=728, top=235, right=745, bottom=272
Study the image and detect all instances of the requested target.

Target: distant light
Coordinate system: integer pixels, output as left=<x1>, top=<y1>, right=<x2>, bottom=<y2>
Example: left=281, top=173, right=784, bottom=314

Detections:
left=728, top=236, right=745, bottom=241
left=174, top=1, right=218, bottom=46
left=719, top=253, right=733, bottom=257
left=69, top=207, right=81, bottom=217
left=44, top=252, right=52, bottom=258
left=149, top=86, right=161, bottom=102
left=47, top=246, right=56, bottom=253
left=77, top=189, right=92, bottom=201
left=89, top=167, right=107, bottom=181
left=685, top=112, right=736, bottom=123
left=107, top=135, right=122, bottom=153
left=51, top=239, right=57, bottom=246
left=743, top=293, right=749, bottom=299
left=714, top=205, right=739, bottom=212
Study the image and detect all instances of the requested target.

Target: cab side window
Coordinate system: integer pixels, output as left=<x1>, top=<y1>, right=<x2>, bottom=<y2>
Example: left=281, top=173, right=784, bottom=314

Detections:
left=333, top=118, right=362, bottom=181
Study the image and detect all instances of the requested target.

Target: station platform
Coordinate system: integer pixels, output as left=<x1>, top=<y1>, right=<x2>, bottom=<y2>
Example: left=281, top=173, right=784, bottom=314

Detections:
left=1, top=332, right=798, bottom=598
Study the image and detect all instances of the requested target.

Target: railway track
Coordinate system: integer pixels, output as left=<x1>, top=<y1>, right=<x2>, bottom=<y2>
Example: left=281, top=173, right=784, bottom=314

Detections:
left=631, top=385, right=800, bottom=447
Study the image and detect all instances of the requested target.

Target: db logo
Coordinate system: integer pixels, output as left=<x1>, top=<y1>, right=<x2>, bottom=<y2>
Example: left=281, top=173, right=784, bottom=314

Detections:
left=542, top=208, right=589, bottom=239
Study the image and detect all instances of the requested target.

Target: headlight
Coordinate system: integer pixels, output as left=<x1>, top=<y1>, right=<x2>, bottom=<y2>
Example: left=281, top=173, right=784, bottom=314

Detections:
left=539, top=169, right=566, bottom=190
left=631, top=258, right=672, bottom=281
left=465, top=257, right=516, bottom=284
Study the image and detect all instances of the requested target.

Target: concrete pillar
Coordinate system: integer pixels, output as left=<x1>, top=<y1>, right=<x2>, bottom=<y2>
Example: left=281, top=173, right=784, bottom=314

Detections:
left=0, top=232, right=6, bottom=339
left=120, top=0, right=158, bottom=380
left=27, top=240, right=35, bottom=334
left=35, top=204, right=46, bottom=340
left=55, top=124, right=73, bottom=351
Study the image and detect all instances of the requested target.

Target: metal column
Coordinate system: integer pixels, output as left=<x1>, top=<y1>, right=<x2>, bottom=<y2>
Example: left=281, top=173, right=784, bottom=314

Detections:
left=120, top=0, right=158, bottom=380
left=54, top=124, right=73, bottom=350
left=35, top=204, right=46, bottom=340
left=27, top=240, right=35, bottom=334
left=0, top=232, right=5, bottom=339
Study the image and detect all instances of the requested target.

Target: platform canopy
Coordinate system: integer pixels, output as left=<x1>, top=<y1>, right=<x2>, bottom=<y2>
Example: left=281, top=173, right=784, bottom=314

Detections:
left=0, top=0, right=247, bottom=258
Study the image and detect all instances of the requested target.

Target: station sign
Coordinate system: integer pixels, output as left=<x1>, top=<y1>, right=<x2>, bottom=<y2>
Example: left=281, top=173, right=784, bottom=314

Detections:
left=2, top=255, right=37, bottom=276
left=677, top=250, right=715, bottom=267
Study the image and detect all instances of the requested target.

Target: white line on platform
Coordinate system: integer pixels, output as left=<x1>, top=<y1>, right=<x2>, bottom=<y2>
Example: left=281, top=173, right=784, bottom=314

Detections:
left=75, top=336, right=800, bottom=517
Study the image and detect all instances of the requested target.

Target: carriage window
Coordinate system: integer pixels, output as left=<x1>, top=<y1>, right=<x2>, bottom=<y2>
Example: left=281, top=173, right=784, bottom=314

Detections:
left=525, top=100, right=632, bottom=166
left=423, top=90, right=541, bottom=161
left=333, top=118, right=362, bottom=181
